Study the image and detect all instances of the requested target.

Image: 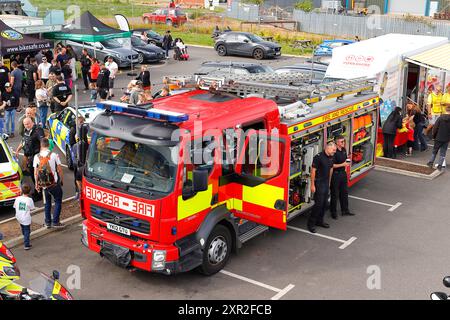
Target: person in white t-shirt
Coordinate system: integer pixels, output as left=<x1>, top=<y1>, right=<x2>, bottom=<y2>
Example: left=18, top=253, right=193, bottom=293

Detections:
left=33, top=138, right=64, bottom=228
left=13, top=183, right=35, bottom=250
left=38, top=57, right=51, bottom=84
left=105, top=56, right=118, bottom=99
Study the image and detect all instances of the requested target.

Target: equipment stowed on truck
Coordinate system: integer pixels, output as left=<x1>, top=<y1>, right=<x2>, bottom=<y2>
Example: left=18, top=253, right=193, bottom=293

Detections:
left=80, top=72, right=380, bottom=275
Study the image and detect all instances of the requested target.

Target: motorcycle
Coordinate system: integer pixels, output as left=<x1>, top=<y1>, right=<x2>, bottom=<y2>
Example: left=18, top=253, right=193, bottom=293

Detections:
left=430, top=276, right=450, bottom=300
left=0, top=233, right=73, bottom=300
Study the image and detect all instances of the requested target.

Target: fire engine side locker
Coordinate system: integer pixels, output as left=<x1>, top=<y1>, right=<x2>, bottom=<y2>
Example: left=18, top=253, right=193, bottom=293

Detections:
left=280, top=93, right=380, bottom=221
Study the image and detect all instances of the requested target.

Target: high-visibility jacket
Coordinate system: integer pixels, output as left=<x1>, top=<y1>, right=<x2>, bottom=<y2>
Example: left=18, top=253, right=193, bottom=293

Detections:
left=428, top=92, right=443, bottom=115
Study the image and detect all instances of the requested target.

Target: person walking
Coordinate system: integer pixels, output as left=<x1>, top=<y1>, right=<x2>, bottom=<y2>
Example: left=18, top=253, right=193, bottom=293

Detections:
left=37, top=56, right=51, bottom=84
left=407, top=103, right=427, bottom=152
left=330, top=136, right=353, bottom=219
left=105, top=56, right=118, bottom=98
left=17, top=107, right=37, bottom=137
left=162, top=30, right=173, bottom=59
left=33, top=138, right=64, bottom=228
left=25, top=58, right=38, bottom=103
left=2, top=83, right=19, bottom=137
left=427, top=106, right=450, bottom=171
left=10, top=61, right=23, bottom=106
left=425, top=85, right=443, bottom=136
left=307, top=142, right=336, bottom=233
left=80, top=49, right=92, bottom=91
left=382, top=107, right=403, bottom=158
left=16, top=117, right=44, bottom=201
left=35, top=80, right=49, bottom=129
left=52, top=75, right=72, bottom=113
left=96, top=63, right=110, bottom=101
left=13, top=183, right=35, bottom=250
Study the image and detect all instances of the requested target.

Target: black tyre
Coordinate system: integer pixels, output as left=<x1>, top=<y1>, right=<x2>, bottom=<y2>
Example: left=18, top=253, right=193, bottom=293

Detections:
left=199, top=224, right=232, bottom=276
left=66, top=146, right=74, bottom=171
left=253, top=48, right=264, bottom=60
left=137, top=53, right=144, bottom=64
left=216, top=44, right=227, bottom=56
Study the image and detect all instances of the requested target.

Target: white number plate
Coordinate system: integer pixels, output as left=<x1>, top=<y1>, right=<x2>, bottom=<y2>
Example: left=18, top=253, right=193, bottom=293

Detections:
left=106, top=223, right=131, bottom=236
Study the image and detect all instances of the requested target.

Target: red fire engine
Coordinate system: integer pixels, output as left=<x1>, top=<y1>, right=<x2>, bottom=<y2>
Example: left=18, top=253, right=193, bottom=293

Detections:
left=80, top=73, right=380, bottom=275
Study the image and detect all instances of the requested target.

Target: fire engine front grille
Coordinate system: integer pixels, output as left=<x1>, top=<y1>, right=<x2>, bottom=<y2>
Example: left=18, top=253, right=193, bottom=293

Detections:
left=90, top=205, right=150, bottom=235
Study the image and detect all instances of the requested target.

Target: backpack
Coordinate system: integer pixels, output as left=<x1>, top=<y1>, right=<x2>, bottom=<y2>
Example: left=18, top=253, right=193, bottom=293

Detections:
left=37, top=153, right=56, bottom=188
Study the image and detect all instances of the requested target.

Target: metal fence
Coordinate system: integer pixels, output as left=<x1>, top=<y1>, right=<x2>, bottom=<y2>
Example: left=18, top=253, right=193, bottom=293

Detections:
left=292, top=10, right=450, bottom=39
left=227, top=1, right=260, bottom=22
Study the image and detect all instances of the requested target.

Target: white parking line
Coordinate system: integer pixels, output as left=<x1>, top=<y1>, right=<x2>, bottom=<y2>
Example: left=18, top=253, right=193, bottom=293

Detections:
left=287, top=225, right=357, bottom=250
left=349, top=195, right=402, bottom=212
left=220, top=270, right=295, bottom=300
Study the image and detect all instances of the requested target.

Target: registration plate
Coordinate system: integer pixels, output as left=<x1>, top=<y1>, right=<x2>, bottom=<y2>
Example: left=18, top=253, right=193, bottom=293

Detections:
left=106, top=223, right=131, bottom=236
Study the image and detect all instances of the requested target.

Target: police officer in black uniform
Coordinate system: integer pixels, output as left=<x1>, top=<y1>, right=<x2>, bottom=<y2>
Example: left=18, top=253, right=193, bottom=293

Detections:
left=52, top=75, right=72, bottom=113
left=307, top=142, right=337, bottom=233
left=330, top=135, right=355, bottom=219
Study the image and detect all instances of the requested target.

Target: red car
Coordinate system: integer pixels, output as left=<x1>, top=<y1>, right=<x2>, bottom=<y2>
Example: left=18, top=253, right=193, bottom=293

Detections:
left=142, top=8, right=187, bottom=27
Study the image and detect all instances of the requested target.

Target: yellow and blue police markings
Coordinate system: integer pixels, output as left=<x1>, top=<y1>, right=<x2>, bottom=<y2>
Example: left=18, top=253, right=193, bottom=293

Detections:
left=0, top=137, right=22, bottom=204
left=48, top=113, right=71, bottom=155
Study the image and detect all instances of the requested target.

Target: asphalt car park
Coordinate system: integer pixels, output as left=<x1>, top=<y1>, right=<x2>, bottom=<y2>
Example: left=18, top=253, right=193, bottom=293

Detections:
left=10, top=168, right=450, bottom=300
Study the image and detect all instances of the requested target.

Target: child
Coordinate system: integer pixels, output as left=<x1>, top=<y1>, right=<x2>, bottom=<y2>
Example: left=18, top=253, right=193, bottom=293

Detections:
left=13, top=183, right=35, bottom=250
left=44, top=129, right=55, bottom=152
left=89, top=82, right=98, bottom=103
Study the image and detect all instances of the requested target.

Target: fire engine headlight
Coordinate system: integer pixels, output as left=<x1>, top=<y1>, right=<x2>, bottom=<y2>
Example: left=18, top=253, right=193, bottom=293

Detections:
left=152, top=250, right=166, bottom=270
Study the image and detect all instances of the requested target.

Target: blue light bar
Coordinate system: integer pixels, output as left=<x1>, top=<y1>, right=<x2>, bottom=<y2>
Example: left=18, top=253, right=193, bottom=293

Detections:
left=96, top=101, right=189, bottom=123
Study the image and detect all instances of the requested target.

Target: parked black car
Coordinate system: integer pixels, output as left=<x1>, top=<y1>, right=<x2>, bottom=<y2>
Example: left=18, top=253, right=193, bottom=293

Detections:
left=132, top=28, right=164, bottom=47
left=214, top=32, right=281, bottom=60
left=197, top=61, right=273, bottom=75
left=117, top=36, right=166, bottom=63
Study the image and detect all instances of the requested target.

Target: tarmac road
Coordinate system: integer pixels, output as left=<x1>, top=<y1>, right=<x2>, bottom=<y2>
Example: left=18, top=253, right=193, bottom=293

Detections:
left=0, top=45, right=305, bottom=221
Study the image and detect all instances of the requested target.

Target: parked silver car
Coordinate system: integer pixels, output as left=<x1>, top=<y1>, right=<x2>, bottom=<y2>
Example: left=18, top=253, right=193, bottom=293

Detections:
left=66, top=39, right=139, bottom=68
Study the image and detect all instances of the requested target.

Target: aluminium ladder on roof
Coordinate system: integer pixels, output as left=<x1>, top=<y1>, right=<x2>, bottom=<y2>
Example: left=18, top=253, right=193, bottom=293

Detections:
left=167, top=73, right=376, bottom=104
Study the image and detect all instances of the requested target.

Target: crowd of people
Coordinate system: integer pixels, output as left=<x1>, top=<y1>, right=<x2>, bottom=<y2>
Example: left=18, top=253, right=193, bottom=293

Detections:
left=381, top=83, right=450, bottom=170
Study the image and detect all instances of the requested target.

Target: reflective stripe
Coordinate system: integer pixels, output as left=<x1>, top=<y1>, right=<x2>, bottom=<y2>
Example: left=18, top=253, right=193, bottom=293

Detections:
left=242, top=184, right=284, bottom=210
left=177, top=184, right=213, bottom=221
left=0, top=180, right=21, bottom=200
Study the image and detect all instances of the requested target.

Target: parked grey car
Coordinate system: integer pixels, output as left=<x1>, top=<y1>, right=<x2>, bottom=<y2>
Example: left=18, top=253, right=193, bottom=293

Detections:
left=214, top=32, right=281, bottom=60
left=197, top=61, right=273, bottom=75
left=66, top=39, right=139, bottom=68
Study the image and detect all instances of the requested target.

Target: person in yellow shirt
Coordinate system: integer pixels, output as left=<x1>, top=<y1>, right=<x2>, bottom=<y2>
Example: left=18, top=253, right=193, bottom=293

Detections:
left=442, top=83, right=450, bottom=114
left=425, top=85, right=443, bottom=135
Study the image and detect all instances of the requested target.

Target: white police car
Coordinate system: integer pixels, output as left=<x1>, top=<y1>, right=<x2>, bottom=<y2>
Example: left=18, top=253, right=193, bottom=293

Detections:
left=47, top=106, right=103, bottom=170
left=0, top=134, right=22, bottom=206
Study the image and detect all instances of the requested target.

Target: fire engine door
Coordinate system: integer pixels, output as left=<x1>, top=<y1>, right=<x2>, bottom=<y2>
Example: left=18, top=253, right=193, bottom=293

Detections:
left=234, top=131, right=290, bottom=230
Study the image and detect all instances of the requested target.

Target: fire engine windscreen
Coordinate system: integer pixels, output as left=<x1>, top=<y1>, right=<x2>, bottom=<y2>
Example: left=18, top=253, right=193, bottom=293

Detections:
left=86, top=134, right=178, bottom=194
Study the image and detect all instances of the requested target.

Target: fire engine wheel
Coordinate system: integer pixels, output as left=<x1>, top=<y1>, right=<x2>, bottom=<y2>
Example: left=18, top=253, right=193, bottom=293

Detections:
left=216, top=45, right=227, bottom=56
left=253, top=48, right=264, bottom=60
left=199, top=225, right=231, bottom=275
left=65, top=146, right=74, bottom=171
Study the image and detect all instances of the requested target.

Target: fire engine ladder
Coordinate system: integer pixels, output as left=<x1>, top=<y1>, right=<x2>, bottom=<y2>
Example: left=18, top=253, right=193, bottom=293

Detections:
left=167, top=71, right=311, bottom=86
left=192, top=74, right=376, bottom=103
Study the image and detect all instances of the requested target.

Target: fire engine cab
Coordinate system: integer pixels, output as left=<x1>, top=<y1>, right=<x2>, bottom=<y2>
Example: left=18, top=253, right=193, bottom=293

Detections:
left=80, top=73, right=380, bottom=275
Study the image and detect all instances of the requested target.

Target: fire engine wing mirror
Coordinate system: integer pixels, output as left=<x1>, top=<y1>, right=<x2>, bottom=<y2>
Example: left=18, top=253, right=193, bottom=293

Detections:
left=1, top=133, right=8, bottom=141
left=193, top=169, right=208, bottom=192
left=443, top=276, right=450, bottom=288
left=430, top=292, right=448, bottom=300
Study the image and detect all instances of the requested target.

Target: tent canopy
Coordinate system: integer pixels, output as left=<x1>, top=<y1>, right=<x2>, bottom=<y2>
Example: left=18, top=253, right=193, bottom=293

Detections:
left=0, top=20, right=53, bottom=56
left=44, top=11, right=131, bottom=42
left=406, top=43, right=450, bottom=73
left=325, top=34, right=448, bottom=80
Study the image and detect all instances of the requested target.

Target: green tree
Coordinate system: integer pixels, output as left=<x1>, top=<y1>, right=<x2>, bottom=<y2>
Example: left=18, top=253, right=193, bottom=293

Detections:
left=242, top=0, right=265, bottom=5
left=294, top=0, right=313, bottom=12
